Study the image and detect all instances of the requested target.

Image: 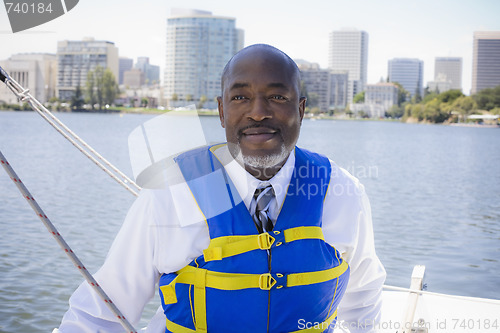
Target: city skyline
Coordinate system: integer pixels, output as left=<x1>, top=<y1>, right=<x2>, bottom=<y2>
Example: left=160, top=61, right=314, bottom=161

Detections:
left=1, top=0, right=500, bottom=95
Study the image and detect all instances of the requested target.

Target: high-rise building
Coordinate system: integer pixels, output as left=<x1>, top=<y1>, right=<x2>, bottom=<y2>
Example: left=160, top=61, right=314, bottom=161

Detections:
left=164, top=9, right=244, bottom=108
left=123, top=68, right=145, bottom=88
left=297, top=61, right=348, bottom=112
left=119, top=57, right=133, bottom=85
left=328, top=29, right=368, bottom=105
left=298, top=62, right=330, bottom=112
left=56, top=38, right=119, bottom=100
left=472, top=31, right=500, bottom=94
left=329, top=71, right=349, bottom=110
left=434, top=57, right=462, bottom=91
left=135, top=57, right=160, bottom=85
left=388, top=58, right=424, bottom=99
left=0, top=53, right=57, bottom=104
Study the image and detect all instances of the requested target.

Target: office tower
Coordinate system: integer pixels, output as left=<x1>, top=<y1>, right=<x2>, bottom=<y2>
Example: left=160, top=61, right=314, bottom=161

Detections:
left=164, top=9, right=244, bottom=108
left=119, top=57, right=133, bottom=85
left=471, top=31, right=500, bottom=94
left=328, top=29, right=368, bottom=105
left=434, top=57, right=462, bottom=91
left=57, top=38, right=119, bottom=100
left=298, top=62, right=330, bottom=112
left=0, top=53, right=57, bottom=104
left=329, top=71, right=349, bottom=110
left=123, top=68, right=145, bottom=88
left=388, top=58, right=424, bottom=99
left=135, top=57, right=160, bottom=85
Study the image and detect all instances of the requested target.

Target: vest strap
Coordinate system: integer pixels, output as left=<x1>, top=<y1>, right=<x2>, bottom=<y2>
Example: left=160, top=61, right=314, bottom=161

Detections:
left=162, top=260, right=348, bottom=299
left=164, top=309, right=338, bottom=333
left=203, top=226, right=325, bottom=262
left=194, top=268, right=207, bottom=331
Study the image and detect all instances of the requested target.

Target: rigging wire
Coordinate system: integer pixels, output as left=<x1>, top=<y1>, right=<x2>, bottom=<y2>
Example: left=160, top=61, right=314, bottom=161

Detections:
left=0, top=65, right=141, bottom=197
left=0, top=150, right=137, bottom=333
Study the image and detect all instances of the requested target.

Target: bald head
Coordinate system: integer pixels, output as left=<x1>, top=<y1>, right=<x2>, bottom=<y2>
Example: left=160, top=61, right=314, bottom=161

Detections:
left=221, top=44, right=302, bottom=96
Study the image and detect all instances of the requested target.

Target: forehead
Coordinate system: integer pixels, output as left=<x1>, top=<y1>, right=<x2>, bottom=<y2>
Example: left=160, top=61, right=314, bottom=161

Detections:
left=224, top=51, right=298, bottom=91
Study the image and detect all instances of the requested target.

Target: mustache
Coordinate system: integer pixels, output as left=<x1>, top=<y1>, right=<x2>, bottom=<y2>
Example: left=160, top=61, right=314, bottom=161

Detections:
left=237, top=123, right=281, bottom=137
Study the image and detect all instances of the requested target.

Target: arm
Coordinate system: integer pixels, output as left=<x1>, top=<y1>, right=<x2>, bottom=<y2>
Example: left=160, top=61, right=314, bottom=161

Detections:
left=58, top=189, right=160, bottom=332
left=323, top=165, right=386, bottom=333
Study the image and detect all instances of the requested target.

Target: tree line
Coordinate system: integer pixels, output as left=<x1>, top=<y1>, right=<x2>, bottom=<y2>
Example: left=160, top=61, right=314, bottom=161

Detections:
left=385, top=84, right=500, bottom=123
left=71, top=66, right=119, bottom=111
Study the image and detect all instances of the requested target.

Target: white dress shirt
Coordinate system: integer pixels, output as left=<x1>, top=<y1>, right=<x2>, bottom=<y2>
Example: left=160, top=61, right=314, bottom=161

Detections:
left=58, top=145, right=386, bottom=333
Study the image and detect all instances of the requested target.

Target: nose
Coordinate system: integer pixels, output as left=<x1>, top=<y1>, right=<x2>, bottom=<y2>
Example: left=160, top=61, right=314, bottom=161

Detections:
left=247, top=96, right=272, bottom=122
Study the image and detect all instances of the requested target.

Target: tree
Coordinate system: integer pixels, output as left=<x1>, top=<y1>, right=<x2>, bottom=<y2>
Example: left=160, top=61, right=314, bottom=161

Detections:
left=391, top=82, right=409, bottom=106
left=438, top=89, right=464, bottom=104
left=474, top=85, right=500, bottom=110
left=71, top=85, right=85, bottom=110
left=86, top=70, right=96, bottom=110
left=171, top=93, right=178, bottom=101
left=410, top=104, right=424, bottom=121
left=353, top=91, right=365, bottom=104
left=423, top=98, right=448, bottom=123
left=198, top=95, right=207, bottom=109
left=452, top=96, right=477, bottom=121
left=102, top=69, right=119, bottom=107
left=85, top=66, right=118, bottom=110
left=386, top=105, right=404, bottom=118
left=186, top=94, right=193, bottom=102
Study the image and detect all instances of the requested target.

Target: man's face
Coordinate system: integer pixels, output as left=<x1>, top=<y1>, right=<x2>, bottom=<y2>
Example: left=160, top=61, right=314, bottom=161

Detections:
left=218, top=50, right=305, bottom=175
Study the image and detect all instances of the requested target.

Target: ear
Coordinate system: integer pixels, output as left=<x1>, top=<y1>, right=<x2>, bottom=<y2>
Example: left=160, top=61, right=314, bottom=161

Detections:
left=299, top=97, right=306, bottom=123
left=217, top=96, right=225, bottom=128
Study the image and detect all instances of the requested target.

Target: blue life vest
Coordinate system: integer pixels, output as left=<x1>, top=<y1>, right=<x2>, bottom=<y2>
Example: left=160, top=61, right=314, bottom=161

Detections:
left=159, top=144, right=350, bottom=333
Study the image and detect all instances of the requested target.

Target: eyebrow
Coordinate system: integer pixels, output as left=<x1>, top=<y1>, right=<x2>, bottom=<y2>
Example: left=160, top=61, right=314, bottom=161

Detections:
left=229, top=82, right=289, bottom=91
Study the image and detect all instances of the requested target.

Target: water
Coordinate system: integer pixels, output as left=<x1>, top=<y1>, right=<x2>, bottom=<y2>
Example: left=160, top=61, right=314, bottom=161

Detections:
left=0, top=111, right=499, bottom=331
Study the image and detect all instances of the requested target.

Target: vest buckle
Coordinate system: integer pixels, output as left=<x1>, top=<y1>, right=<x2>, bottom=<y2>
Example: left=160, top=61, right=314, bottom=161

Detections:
left=257, top=233, right=275, bottom=250
left=259, top=273, right=276, bottom=290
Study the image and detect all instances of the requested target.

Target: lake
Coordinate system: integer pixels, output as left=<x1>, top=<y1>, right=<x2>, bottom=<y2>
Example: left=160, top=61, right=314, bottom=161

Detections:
left=0, top=111, right=499, bottom=331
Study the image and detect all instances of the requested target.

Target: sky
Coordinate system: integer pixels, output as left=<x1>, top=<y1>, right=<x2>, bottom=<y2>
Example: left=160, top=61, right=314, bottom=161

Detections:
left=1, top=0, right=500, bottom=95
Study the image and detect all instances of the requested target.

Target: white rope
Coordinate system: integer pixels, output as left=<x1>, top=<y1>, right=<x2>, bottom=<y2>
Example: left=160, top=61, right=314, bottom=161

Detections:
left=383, top=284, right=500, bottom=305
left=0, top=150, right=137, bottom=333
left=1, top=67, right=141, bottom=197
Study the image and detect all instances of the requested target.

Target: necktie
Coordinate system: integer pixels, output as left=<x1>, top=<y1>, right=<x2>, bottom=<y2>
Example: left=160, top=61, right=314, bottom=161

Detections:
left=252, top=184, right=275, bottom=233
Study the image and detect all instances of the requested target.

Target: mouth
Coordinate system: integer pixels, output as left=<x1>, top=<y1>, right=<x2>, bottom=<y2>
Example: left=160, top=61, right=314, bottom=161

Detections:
left=240, top=126, right=279, bottom=144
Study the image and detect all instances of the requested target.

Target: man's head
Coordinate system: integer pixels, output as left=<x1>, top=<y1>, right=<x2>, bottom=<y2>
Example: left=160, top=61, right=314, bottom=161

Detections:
left=217, top=44, right=306, bottom=180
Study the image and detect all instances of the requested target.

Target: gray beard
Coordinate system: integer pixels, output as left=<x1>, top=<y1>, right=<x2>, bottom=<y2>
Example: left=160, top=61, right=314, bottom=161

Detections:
left=229, top=143, right=289, bottom=169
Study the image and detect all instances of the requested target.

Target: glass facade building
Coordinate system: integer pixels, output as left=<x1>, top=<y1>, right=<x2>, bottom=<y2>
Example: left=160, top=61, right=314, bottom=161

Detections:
left=388, top=58, right=424, bottom=99
left=164, top=9, right=244, bottom=108
left=472, top=31, right=500, bottom=94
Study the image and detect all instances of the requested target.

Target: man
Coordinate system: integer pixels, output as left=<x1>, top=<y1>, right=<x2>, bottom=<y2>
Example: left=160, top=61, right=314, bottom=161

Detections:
left=59, top=44, right=385, bottom=332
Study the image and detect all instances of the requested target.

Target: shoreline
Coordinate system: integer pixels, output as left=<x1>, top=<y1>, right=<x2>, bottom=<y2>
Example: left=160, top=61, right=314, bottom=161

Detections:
left=1, top=108, right=498, bottom=127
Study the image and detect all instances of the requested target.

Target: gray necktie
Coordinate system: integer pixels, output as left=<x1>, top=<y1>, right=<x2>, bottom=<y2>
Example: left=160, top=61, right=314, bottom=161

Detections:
left=252, top=185, right=275, bottom=233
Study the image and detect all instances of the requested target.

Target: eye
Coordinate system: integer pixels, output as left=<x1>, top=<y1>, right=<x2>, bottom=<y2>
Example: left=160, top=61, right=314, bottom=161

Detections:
left=231, top=95, right=247, bottom=101
left=270, top=95, right=287, bottom=101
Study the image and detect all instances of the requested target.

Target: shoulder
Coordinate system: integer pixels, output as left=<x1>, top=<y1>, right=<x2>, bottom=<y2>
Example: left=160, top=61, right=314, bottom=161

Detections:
left=328, top=159, right=366, bottom=198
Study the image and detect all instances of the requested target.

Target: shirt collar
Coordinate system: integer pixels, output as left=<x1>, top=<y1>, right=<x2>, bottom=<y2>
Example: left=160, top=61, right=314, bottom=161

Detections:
left=211, top=144, right=295, bottom=211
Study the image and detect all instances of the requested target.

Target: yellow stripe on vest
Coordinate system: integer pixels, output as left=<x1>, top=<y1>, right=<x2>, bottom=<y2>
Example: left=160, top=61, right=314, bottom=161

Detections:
left=284, top=226, right=325, bottom=243
left=165, top=316, right=196, bottom=333
left=165, top=309, right=338, bottom=333
left=164, top=259, right=348, bottom=297
left=288, top=261, right=348, bottom=287
left=194, top=268, right=207, bottom=331
left=203, top=227, right=324, bottom=262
